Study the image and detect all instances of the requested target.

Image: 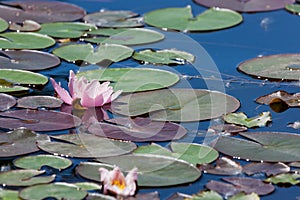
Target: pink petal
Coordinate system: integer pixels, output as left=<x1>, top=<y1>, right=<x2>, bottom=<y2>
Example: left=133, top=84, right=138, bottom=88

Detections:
left=111, top=90, right=122, bottom=101
left=72, top=76, right=88, bottom=99
left=50, top=78, right=73, bottom=105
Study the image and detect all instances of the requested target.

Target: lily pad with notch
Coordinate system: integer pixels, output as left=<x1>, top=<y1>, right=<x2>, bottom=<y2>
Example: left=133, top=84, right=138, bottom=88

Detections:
left=0, top=110, right=81, bottom=131
left=84, top=10, right=143, bottom=28
left=76, top=68, right=179, bottom=93
left=17, top=96, right=63, bottom=109
left=238, top=54, right=300, bottom=81
left=37, top=133, right=136, bottom=158
left=88, top=117, right=187, bottom=142
left=144, top=6, right=242, bottom=32
left=0, top=93, right=16, bottom=111
left=53, top=43, right=133, bottom=65
left=0, top=128, right=50, bottom=158
left=111, top=88, right=240, bottom=122
left=86, top=28, right=164, bottom=46
left=0, top=50, right=60, bottom=71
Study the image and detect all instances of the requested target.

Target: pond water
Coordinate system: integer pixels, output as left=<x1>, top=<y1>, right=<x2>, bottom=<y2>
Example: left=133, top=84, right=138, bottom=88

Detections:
left=0, top=0, right=300, bottom=199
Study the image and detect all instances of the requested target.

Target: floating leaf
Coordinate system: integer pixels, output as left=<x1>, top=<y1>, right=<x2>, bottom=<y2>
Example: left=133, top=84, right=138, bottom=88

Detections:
left=38, top=133, right=136, bottom=158
left=0, top=50, right=60, bottom=71
left=206, top=177, right=274, bottom=197
left=77, top=68, right=179, bottom=93
left=0, top=93, right=16, bottom=111
left=223, top=112, right=271, bottom=128
left=0, top=128, right=50, bottom=157
left=286, top=4, right=300, bottom=15
left=88, top=117, right=187, bottom=142
left=0, top=32, right=55, bottom=49
left=195, top=0, right=295, bottom=12
left=74, top=182, right=102, bottom=191
left=134, top=142, right=218, bottom=165
left=228, top=192, right=260, bottom=200
left=256, top=90, right=300, bottom=108
left=198, top=156, right=242, bottom=175
left=132, top=49, right=195, bottom=65
left=9, top=20, right=41, bottom=32
left=78, top=154, right=201, bottom=186
left=238, top=54, right=300, bottom=81
left=214, top=131, right=300, bottom=162
left=0, top=1, right=86, bottom=23
left=189, top=190, right=223, bottom=200
left=0, top=110, right=81, bottom=131
left=19, top=182, right=87, bottom=200
left=39, top=22, right=96, bottom=38
left=86, top=193, right=116, bottom=200
left=112, top=88, right=240, bottom=122
left=86, top=28, right=164, bottom=45
left=13, top=155, right=72, bottom=170
left=0, top=189, right=20, bottom=200
left=209, top=124, right=247, bottom=134
left=0, top=17, right=8, bottom=32
left=84, top=10, right=143, bottom=28
left=243, top=162, right=290, bottom=176
left=265, top=173, right=300, bottom=185
left=53, top=43, right=133, bottom=64
left=17, top=96, right=63, bottom=109
left=0, top=169, right=55, bottom=186
left=167, top=192, right=193, bottom=200
left=288, top=121, right=300, bottom=129
left=144, top=6, right=242, bottom=32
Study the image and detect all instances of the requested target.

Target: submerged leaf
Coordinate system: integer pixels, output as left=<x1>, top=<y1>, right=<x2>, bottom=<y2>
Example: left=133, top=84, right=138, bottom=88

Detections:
left=223, top=112, right=271, bottom=128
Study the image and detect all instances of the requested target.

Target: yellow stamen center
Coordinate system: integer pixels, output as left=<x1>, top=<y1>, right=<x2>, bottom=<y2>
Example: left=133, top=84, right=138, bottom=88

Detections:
left=112, top=179, right=126, bottom=190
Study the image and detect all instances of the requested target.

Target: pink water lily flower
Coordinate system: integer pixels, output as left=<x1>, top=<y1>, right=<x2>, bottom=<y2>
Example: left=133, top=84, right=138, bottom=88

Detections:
left=50, top=71, right=122, bottom=107
left=99, top=166, right=138, bottom=197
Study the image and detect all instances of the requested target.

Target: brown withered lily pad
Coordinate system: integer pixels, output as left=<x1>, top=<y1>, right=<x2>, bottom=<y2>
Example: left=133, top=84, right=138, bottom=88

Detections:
left=17, top=96, right=63, bottom=109
left=0, top=93, right=16, bottom=111
left=243, top=162, right=290, bottom=176
left=9, top=20, right=41, bottom=32
left=88, top=117, right=187, bottom=142
left=0, top=1, right=86, bottom=23
left=256, top=90, right=300, bottom=107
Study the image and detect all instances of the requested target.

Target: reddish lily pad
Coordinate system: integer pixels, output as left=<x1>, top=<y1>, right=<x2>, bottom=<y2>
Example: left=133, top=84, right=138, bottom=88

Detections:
left=0, top=50, right=60, bottom=71
left=198, top=157, right=242, bottom=175
left=88, top=117, right=187, bottom=142
left=0, top=1, right=86, bottom=23
left=243, top=162, right=290, bottom=176
left=17, top=96, right=63, bottom=109
left=9, top=20, right=41, bottom=32
left=256, top=90, right=300, bottom=107
left=0, top=110, right=81, bottom=131
left=0, top=128, right=50, bottom=158
left=194, top=0, right=295, bottom=12
left=0, top=93, right=16, bottom=111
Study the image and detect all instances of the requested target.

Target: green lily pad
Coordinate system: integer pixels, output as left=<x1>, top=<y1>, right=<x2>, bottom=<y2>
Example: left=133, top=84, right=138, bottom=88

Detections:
left=0, top=169, right=55, bottom=186
left=37, top=133, right=136, bottom=158
left=13, top=155, right=72, bottom=170
left=77, top=154, right=201, bottom=187
left=190, top=190, right=223, bottom=200
left=83, top=10, right=143, bottom=28
left=265, top=173, right=300, bottom=185
left=0, top=32, right=55, bottom=49
left=86, top=28, right=164, bottom=45
left=0, top=17, right=8, bottom=32
left=0, top=189, right=21, bottom=200
left=132, top=49, right=195, bottom=65
left=53, top=43, right=133, bottom=64
left=39, top=22, right=96, bottom=38
left=286, top=4, right=300, bottom=14
left=134, top=142, right=218, bottom=165
left=238, top=54, right=300, bottom=81
left=214, top=131, right=300, bottom=162
left=144, top=6, right=242, bottom=32
left=228, top=193, right=260, bottom=200
left=74, top=182, right=101, bottom=191
left=112, top=88, right=240, bottom=122
left=86, top=193, right=116, bottom=200
left=223, top=112, right=271, bottom=128
left=19, top=183, right=88, bottom=200
left=76, top=68, right=179, bottom=93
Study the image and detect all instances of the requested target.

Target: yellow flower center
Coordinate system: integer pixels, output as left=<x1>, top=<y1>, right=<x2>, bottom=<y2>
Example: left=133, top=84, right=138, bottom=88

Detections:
left=112, top=179, right=126, bottom=190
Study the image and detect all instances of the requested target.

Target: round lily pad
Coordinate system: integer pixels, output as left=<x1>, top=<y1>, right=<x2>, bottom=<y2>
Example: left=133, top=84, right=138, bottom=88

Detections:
left=0, top=17, right=8, bottom=32
left=0, top=169, right=55, bottom=186
left=0, top=93, right=16, bottom=111
left=238, top=54, right=300, bottom=81
left=214, top=131, right=300, bottom=162
left=0, top=128, right=50, bottom=158
left=86, top=28, right=164, bottom=45
left=39, top=22, right=96, bottom=38
left=77, top=154, right=201, bottom=186
left=0, top=1, right=86, bottom=23
left=0, top=189, right=20, bottom=200
left=0, top=50, right=60, bottom=71
left=17, top=96, right=63, bottom=109
left=9, top=20, right=41, bottom=32
left=195, top=0, right=295, bottom=12
left=53, top=43, right=133, bottom=65
left=111, top=88, right=240, bottom=122
left=144, top=6, right=242, bottom=32
left=84, top=10, right=143, bottom=28
left=0, top=32, right=55, bottom=49
left=0, top=110, right=82, bottom=131
left=13, top=155, right=72, bottom=170
left=19, top=183, right=88, bottom=200
left=76, top=68, right=180, bottom=93
left=38, top=133, right=137, bottom=158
